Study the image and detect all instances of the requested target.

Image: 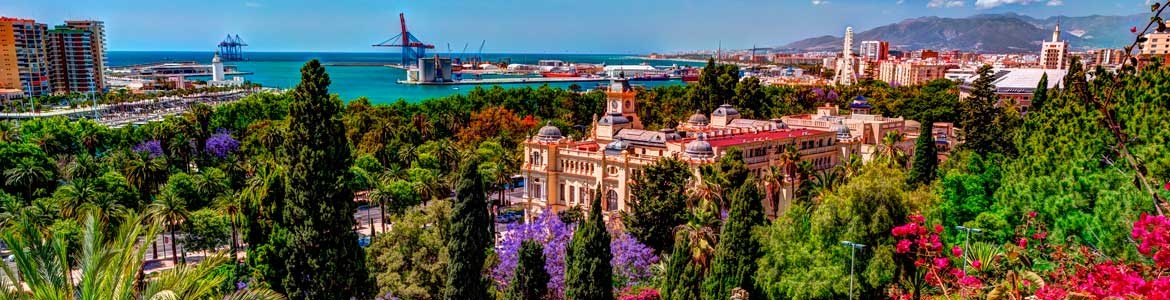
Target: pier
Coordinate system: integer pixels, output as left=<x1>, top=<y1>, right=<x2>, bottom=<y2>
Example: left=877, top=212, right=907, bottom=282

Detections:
left=398, top=77, right=611, bottom=85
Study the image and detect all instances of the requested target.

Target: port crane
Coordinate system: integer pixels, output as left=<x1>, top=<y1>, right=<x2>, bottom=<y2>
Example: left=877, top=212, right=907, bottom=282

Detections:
left=218, top=34, right=248, bottom=61
left=373, top=13, right=435, bottom=67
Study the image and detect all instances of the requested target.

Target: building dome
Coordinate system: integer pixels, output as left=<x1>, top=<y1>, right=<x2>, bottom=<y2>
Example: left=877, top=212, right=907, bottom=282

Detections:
left=598, top=112, right=631, bottom=126
left=687, top=110, right=710, bottom=126
left=711, top=104, right=740, bottom=117
left=770, top=118, right=788, bottom=130
left=605, top=138, right=630, bottom=155
left=536, top=122, right=563, bottom=142
left=685, top=135, right=715, bottom=159
left=849, top=95, right=872, bottom=109
left=660, top=128, right=683, bottom=141
left=830, top=120, right=852, bottom=140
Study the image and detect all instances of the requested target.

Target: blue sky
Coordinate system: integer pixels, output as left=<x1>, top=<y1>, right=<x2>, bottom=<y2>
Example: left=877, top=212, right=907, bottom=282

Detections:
left=2, top=0, right=1151, bottom=53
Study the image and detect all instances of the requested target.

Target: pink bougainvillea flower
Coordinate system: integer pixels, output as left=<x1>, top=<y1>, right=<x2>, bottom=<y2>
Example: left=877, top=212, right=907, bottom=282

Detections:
left=896, top=239, right=913, bottom=254
left=1028, top=211, right=1038, bottom=218
left=1018, top=238, right=1029, bottom=248
left=1164, top=181, right=1169, bottom=191
left=1132, top=26, right=1139, bottom=33
left=972, top=260, right=982, bottom=270
left=952, top=246, right=964, bottom=257
left=934, top=224, right=944, bottom=234
left=933, top=257, right=949, bottom=269
left=1032, top=231, right=1048, bottom=240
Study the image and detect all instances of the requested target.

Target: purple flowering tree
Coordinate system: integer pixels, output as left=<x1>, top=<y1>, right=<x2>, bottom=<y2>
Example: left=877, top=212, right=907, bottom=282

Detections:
left=204, top=129, right=240, bottom=158
left=493, top=210, right=660, bottom=299
left=132, top=140, right=164, bottom=158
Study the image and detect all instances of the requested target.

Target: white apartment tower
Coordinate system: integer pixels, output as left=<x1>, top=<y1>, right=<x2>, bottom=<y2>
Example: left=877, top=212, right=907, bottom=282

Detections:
left=1040, top=24, right=1069, bottom=70
left=834, top=27, right=857, bottom=86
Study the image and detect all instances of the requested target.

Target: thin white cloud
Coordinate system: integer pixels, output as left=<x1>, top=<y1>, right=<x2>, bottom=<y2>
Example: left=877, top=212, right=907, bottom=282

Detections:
left=244, top=1, right=263, bottom=8
left=928, top=0, right=965, bottom=8
left=973, top=0, right=1054, bottom=9
left=812, top=0, right=829, bottom=5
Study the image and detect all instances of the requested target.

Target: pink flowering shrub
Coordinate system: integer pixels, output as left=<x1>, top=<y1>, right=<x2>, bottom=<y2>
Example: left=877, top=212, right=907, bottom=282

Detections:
left=617, top=287, right=661, bottom=300
left=887, top=213, right=983, bottom=299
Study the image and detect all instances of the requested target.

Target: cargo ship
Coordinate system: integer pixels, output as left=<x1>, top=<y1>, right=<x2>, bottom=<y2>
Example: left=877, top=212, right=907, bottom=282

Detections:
left=541, top=71, right=579, bottom=77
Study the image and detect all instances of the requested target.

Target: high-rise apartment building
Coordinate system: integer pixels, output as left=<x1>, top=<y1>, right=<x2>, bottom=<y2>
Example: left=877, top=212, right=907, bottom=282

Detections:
left=47, top=25, right=98, bottom=94
left=0, top=17, right=51, bottom=98
left=63, top=20, right=106, bottom=91
left=1040, top=24, right=1069, bottom=70
left=859, top=40, right=889, bottom=61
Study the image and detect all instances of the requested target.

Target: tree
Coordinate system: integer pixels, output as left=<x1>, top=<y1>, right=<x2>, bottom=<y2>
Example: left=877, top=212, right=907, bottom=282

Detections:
left=1030, top=73, right=1049, bottom=112
left=960, top=65, right=1014, bottom=155
left=0, top=213, right=283, bottom=300
left=367, top=200, right=451, bottom=300
left=504, top=240, right=551, bottom=300
left=662, top=237, right=702, bottom=300
left=702, top=177, right=765, bottom=300
left=184, top=208, right=232, bottom=254
left=623, top=157, right=691, bottom=253
left=444, top=155, right=492, bottom=300
left=907, top=121, right=938, bottom=186
left=150, top=190, right=189, bottom=265
left=564, top=189, right=614, bottom=300
left=275, top=59, right=371, bottom=299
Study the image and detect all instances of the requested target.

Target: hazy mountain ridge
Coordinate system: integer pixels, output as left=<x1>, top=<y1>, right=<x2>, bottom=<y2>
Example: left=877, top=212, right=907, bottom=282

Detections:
left=781, top=13, right=1145, bottom=53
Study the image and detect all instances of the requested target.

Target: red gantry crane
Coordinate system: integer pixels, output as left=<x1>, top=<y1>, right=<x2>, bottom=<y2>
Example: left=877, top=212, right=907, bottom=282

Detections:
left=373, top=13, right=436, bottom=68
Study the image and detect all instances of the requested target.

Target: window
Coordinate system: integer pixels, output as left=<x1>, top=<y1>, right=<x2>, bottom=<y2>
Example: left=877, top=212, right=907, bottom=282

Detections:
left=606, top=190, right=619, bottom=211
left=571, top=186, right=578, bottom=205
left=530, top=151, right=542, bottom=165
left=560, top=183, right=565, bottom=204
left=533, top=184, right=542, bottom=199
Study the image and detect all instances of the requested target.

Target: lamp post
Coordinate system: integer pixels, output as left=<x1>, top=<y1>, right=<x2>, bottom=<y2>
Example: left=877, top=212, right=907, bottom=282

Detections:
left=955, top=225, right=983, bottom=272
left=841, top=241, right=866, bottom=300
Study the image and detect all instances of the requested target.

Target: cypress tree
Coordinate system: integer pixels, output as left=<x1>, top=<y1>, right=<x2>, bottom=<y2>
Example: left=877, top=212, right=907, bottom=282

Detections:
left=277, top=59, right=371, bottom=299
left=564, top=187, right=614, bottom=300
left=444, top=155, right=492, bottom=300
left=907, top=121, right=938, bottom=186
left=702, top=178, right=765, bottom=300
left=1031, top=72, right=1049, bottom=112
left=959, top=65, right=1009, bottom=155
left=662, top=236, right=701, bottom=300
left=505, top=240, right=551, bottom=300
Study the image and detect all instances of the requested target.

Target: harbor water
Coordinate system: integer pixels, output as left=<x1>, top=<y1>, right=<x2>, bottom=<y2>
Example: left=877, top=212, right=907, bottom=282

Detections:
left=109, top=51, right=705, bottom=103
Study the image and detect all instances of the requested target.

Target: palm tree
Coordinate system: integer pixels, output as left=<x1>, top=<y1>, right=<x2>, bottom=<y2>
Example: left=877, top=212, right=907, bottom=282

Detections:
left=5, top=158, right=50, bottom=200
left=55, top=180, right=96, bottom=220
left=215, top=194, right=243, bottom=263
left=0, top=213, right=285, bottom=300
left=876, top=131, right=908, bottom=167
left=673, top=201, right=720, bottom=270
left=150, top=191, right=189, bottom=265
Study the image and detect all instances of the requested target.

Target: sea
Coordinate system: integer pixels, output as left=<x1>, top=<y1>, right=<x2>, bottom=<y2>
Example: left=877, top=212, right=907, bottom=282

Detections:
left=108, top=51, right=706, bottom=104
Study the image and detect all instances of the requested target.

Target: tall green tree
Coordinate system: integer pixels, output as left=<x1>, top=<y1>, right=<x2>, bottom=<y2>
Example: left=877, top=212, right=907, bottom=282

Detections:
left=367, top=200, right=451, bottom=300
left=504, top=240, right=551, bottom=300
left=623, top=157, right=691, bottom=253
left=1030, top=72, right=1049, bottom=112
left=275, top=59, right=370, bottom=299
left=702, top=177, right=765, bottom=300
left=960, top=65, right=1016, bottom=155
left=906, top=122, right=938, bottom=186
left=564, top=189, right=614, bottom=300
left=444, top=155, right=492, bottom=300
left=661, top=236, right=702, bottom=300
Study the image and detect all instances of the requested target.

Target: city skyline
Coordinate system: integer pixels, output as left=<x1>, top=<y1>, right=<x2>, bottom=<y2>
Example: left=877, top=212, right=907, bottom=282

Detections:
left=3, top=0, right=1151, bottom=53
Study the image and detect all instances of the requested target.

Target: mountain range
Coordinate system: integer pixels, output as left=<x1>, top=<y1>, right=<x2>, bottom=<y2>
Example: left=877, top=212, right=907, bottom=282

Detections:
left=781, top=13, right=1146, bottom=53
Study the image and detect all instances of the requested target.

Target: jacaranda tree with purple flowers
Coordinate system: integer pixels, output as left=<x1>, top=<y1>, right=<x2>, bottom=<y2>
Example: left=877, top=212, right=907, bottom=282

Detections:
left=133, top=140, right=165, bottom=158
left=205, top=129, right=240, bottom=159
left=494, top=209, right=660, bottom=299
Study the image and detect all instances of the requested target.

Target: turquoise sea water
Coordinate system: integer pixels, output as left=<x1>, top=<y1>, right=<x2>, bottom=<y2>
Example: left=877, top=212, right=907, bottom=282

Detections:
left=108, top=51, right=704, bottom=103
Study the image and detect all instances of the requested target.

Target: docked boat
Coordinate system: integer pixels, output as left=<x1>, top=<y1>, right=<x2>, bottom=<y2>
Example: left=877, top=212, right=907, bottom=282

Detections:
left=629, top=73, right=672, bottom=81
left=541, top=71, right=579, bottom=78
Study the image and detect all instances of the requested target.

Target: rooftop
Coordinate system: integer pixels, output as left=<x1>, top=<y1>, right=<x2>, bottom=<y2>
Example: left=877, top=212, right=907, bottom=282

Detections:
left=693, top=128, right=831, bottom=148
left=962, top=68, right=1068, bottom=91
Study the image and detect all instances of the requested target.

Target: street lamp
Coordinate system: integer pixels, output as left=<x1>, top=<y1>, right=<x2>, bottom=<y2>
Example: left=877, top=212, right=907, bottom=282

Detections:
left=841, top=241, right=866, bottom=300
left=955, top=225, right=983, bottom=272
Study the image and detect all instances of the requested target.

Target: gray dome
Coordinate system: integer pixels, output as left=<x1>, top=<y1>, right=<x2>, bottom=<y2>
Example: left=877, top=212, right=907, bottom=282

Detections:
left=598, top=112, right=631, bottom=126
left=771, top=118, right=788, bottom=130
left=687, top=110, right=710, bottom=126
left=660, top=128, right=683, bottom=141
left=711, top=104, right=740, bottom=117
left=536, top=122, right=563, bottom=141
left=685, top=135, right=715, bottom=159
left=605, top=138, right=630, bottom=155
left=830, top=120, right=852, bottom=140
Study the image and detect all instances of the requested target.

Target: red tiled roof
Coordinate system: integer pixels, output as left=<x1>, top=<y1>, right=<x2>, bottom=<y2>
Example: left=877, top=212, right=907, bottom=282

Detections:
left=701, top=129, right=832, bottom=148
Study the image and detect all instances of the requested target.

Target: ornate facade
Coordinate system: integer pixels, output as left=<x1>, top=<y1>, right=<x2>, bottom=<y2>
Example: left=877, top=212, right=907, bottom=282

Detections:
left=521, top=79, right=844, bottom=218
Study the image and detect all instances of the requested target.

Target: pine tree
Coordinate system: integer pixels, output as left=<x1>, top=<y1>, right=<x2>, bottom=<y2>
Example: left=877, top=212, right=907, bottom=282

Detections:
left=275, top=59, right=371, bottom=300
left=445, top=155, right=493, bottom=300
left=1031, top=72, right=1049, bottom=112
left=505, top=240, right=551, bottom=300
left=960, top=65, right=1012, bottom=155
left=702, top=178, right=765, bottom=300
left=564, top=188, right=614, bottom=300
left=907, top=121, right=938, bottom=186
left=662, top=236, right=701, bottom=300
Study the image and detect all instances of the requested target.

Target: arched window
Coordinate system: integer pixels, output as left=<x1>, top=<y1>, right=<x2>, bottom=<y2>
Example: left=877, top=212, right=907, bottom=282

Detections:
left=606, top=190, right=619, bottom=211
left=530, top=151, right=542, bottom=165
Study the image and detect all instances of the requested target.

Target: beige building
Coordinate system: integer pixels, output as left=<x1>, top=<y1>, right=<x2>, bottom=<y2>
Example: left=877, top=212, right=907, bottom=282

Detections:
left=63, top=20, right=106, bottom=91
left=876, top=60, right=956, bottom=86
left=521, top=79, right=843, bottom=218
left=1040, top=24, right=1069, bottom=70
left=782, top=96, right=913, bottom=162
